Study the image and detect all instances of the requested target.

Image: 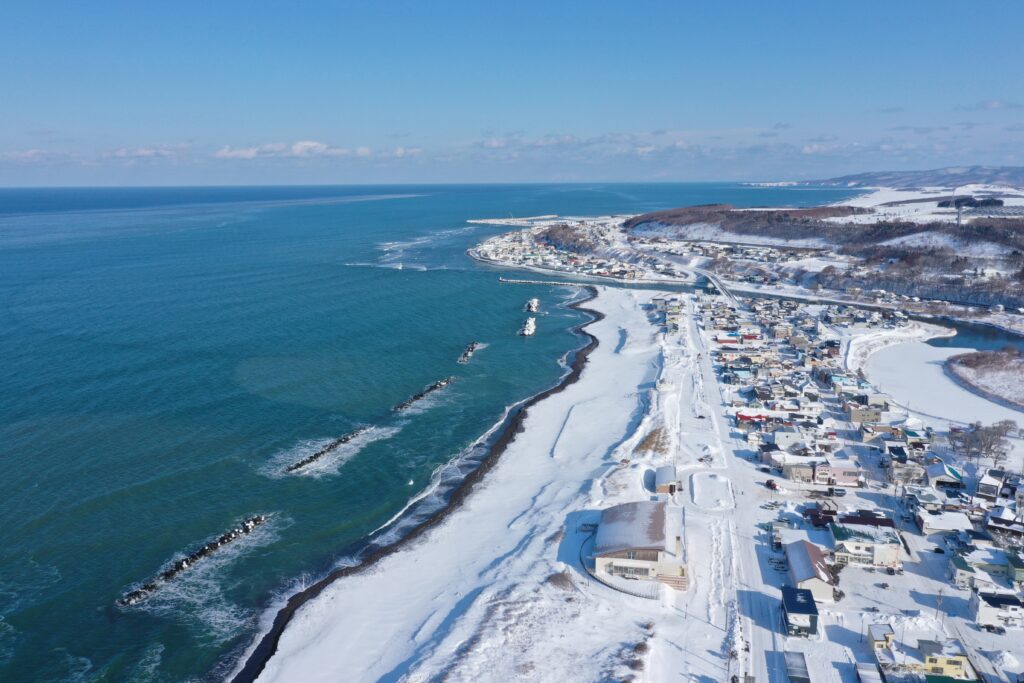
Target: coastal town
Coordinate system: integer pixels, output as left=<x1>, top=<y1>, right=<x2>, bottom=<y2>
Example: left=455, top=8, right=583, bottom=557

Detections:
left=451, top=189, right=1024, bottom=682
left=255, top=185, right=1024, bottom=683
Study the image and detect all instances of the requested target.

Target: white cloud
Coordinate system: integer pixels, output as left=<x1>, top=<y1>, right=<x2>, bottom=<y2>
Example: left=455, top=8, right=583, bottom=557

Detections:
left=958, top=99, right=1020, bottom=111
left=213, top=141, right=366, bottom=160
left=1, top=148, right=60, bottom=162
left=108, top=145, right=186, bottom=161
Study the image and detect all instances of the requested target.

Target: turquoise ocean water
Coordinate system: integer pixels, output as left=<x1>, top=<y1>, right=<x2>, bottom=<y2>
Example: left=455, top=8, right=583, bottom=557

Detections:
left=0, top=184, right=863, bottom=681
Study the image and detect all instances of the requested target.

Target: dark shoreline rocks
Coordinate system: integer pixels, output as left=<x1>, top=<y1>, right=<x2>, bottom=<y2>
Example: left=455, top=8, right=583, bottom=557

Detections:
left=285, top=426, right=372, bottom=473
left=391, top=377, right=454, bottom=412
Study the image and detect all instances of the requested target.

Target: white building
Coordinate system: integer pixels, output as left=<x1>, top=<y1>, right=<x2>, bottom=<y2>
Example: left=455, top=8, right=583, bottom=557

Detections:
left=969, top=591, right=1024, bottom=629
left=592, top=501, right=687, bottom=591
left=785, top=540, right=834, bottom=602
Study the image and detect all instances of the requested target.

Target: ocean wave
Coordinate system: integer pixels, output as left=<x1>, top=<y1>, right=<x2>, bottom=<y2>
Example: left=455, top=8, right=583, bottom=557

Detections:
left=261, top=425, right=403, bottom=479
left=342, top=261, right=430, bottom=271
left=374, top=225, right=482, bottom=265
left=0, top=558, right=62, bottom=616
left=361, top=397, right=516, bottom=551
left=128, top=642, right=166, bottom=683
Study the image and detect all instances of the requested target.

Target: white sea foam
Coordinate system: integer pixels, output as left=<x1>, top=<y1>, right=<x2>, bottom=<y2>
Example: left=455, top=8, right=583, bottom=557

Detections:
left=128, top=642, right=165, bottom=682
left=375, top=225, right=482, bottom=265
left=130, top=514, right=286, bottom=644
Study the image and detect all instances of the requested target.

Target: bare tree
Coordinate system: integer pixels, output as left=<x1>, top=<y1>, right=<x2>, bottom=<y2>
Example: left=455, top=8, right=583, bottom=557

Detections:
left=949, top=420, right=1017, bottom=468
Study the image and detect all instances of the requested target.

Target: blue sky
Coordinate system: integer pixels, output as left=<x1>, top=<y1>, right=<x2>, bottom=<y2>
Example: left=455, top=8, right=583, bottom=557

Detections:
left=2, top=1, right=1023, bottom=185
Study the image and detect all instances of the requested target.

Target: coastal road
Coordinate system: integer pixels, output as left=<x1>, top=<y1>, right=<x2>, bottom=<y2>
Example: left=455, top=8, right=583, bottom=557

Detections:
left=686, top=297, right=779, bottom=683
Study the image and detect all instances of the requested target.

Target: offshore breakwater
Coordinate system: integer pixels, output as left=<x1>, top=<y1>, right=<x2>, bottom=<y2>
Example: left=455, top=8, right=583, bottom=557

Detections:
left=118, top=516, right=268, bottom=607
left=229, top=285, right=601, bottom=683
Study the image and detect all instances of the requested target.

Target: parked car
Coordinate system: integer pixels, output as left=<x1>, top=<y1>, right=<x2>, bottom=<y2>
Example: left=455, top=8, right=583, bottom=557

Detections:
left=828, top=487, right=847, bottom=497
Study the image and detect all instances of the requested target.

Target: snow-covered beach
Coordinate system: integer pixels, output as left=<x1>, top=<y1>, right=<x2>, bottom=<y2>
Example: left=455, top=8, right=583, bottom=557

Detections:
left=245, top=287, right=669, bottom=681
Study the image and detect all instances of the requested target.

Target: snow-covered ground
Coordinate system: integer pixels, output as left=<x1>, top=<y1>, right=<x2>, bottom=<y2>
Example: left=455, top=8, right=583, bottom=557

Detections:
left=634, top=221, right=828, bottom=248
left=878, top=231, right=1009, bottom=258
left=948, top=358, right=1024, bottom=409
left=244, top=284, right=1024, bottom=683
left=865, top=342, right=1024, bottom=426
left=252, top=287, right=701, bottom=683
left=843, top=321, right=954, bottom=372
left=834, top=184, right=1024, bottom=226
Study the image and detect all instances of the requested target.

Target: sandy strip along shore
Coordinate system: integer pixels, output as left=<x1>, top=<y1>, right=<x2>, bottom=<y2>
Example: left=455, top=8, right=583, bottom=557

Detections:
left=229, top=286, right=604, bottom=682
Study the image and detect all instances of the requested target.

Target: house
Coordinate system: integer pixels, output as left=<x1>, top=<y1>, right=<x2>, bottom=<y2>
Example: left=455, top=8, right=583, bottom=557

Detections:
left=784, top=651, right=812, bottom=683
left=868, top=623, right=895, bottom=653
left=975, top=469, right=1007, bottom=504
left=769, top=426, right=803, bottom=451
left=846, top=403, right=883, bottom=424
left=969, top=591, right=1024, bottom=629
left=949, top=547, right=1011, bottom=590
left=855, top=663, right=884, bottom=682
left=871, top=625, right=973, bottom=680
left=785, top=540, right=834, bottom=602
left=592, top=501, right=687, bottom=591
left=1009, top=551, right=1024, bottom=584
left=916, top=510, right=973, bottom=536
left=927, top=462, right=965, bottom=490
left=654, top=465, right=679, bottom=495
left=830, top=512, right=902, bottom=568
left=902, top=485, right=944, bottom=513
left=813, top=460, right=863, bottom=487
left=781, top=586, right=819, bottom=636
left=986, top=505, right=1024, bottom=540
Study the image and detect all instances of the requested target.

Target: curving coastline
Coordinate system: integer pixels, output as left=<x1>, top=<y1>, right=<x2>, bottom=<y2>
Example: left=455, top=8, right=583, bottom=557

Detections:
left=228, top=286, right=603, bottom=683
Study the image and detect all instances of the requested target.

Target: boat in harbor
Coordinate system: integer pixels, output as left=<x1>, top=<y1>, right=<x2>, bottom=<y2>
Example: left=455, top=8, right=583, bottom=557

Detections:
left=525, top=298, right=540, bottom=313
left=519, top=317, right=537, bottom=336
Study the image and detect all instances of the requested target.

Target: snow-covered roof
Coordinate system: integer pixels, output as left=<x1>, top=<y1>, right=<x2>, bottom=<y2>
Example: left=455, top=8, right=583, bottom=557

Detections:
left=781, top=586, right=818, bottom=615
left=927, top=462, right=963, bottom=483
left=594, top=501, right=683, bottom=557
left=918, top=510, right=972, bottom=533
left=654, top=465, right=677, bottom=487
left=785, top=540, right=832, bottom=585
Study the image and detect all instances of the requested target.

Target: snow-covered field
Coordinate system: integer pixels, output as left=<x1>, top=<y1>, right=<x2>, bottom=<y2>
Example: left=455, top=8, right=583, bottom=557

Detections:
left=635, top=220, right=828, bottom=248
left=833, top=184, right=1024, bottom=227
left=948, top=359, right=1024, bottom=409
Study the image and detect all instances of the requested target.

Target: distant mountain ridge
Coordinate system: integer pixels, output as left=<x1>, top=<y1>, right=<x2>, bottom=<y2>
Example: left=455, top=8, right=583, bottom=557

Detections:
left=806, top=165, right=1024, bottom=189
